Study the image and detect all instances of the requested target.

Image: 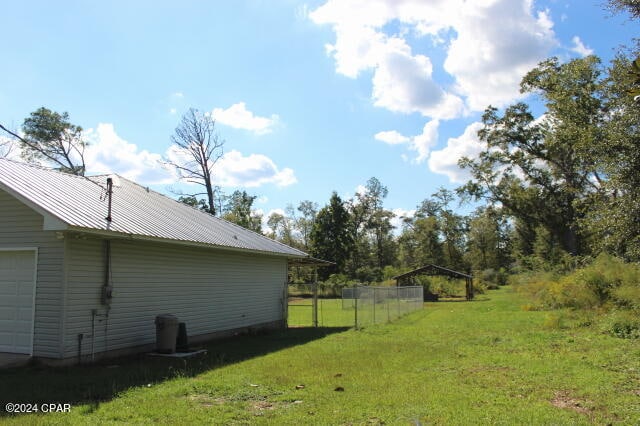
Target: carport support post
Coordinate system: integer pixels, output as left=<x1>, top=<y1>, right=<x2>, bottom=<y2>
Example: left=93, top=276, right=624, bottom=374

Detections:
left=312, top=266, right=318, bottom=327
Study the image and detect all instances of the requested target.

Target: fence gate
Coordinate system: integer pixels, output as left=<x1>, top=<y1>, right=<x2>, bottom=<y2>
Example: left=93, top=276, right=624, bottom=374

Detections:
left=287, top=257, right=335, bottom=328
left=286, top=282, right=318, bottom=327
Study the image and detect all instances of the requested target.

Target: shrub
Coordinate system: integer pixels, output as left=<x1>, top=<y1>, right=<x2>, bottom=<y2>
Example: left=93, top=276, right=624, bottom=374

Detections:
left=319, top=274, right=357, bottom=297
left=543, top=313, right=566, bottom=330
left=515, top=254, right=640, bottom=311
left=601, top=310, right=640, bottom=339
left=476, top=268, right=509, bottom=290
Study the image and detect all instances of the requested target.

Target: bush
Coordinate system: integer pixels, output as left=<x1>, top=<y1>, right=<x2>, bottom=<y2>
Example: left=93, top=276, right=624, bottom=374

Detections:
left=515, top=254, right=640, bottom=311
left=476, top=268, right=509, bottom=290
left=354, top=266, right=383, bottom=283
left=601, top=310, right=640, bottom=339
left=319, top=274, right=357, bottom=297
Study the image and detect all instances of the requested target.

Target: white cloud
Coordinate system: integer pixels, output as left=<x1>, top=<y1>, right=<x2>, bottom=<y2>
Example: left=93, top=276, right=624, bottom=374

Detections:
left=211, top=102, right=279, bottom=135
left=412, top=120, right=439, bottom=163
left=266, top=208, right=286, bottom=218
left=372, top=41, right=464, bottom=118
left=570, top=36, right=593, bottom=57
left=443, top=3, right=557, bottom=110
left=7, top=123, right=294, bottom=191
left=169, top=108, right=177, bottom=115
left=84, top=124, right=175, bottom=184
left=428, top=121, right=485, bottom=183
left=214, top=150, right=296, bottom=188
left=311, top=0, right=557, bottom=116
left=167, top=146, right=296, bottom=189
left=375, top=130, right=409, bottom=145
left=376, top=119, right=439, bottom=163
left=390, top=207, right=415, bottom=231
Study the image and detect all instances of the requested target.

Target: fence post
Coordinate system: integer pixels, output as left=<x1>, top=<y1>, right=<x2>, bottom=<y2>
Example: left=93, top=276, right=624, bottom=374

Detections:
left=354, top=285, right=359, bottom=330
left=373, top=288, right=376, bottom=324
left=386, top=288, right=390, bottom=322
left=312, top=267, right=318, bottom=327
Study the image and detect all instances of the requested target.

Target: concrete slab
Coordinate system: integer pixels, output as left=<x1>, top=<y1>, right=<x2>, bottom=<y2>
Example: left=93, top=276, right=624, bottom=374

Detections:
left=147, top=349, right=207, bottom=359
left=0, top=353, right=31, bottom=368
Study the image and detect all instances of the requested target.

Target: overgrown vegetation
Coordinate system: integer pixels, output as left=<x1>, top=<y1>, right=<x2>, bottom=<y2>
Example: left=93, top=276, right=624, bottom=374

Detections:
left=515, top=254, right=640, bottom=339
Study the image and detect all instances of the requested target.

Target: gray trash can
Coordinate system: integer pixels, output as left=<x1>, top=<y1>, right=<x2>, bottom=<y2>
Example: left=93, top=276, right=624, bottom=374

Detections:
left=155, top=314, right=179, bottom=354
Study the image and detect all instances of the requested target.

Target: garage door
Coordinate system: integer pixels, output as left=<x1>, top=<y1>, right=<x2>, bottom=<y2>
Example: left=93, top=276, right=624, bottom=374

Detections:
left=0, top=250, right=36, bottom=354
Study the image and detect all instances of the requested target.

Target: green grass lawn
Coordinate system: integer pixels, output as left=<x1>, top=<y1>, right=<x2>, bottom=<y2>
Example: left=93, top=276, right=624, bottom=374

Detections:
left=2, top=287, right=639, bottom=425
left=287, top=298, right=357, bottom=328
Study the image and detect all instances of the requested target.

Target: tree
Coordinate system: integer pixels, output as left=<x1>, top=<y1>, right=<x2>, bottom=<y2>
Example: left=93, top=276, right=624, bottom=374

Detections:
left=178, top=195, right=209, bottom=211
left=266, top=205, right=297, bottom=247
left=459, top=56, right=606, bottom=258
left=0, top=107, right=86, bottom=175
left=583, top=54, right=640, bottom=260
left=0, top=135, right=14, bottom=158
left=310, top=192, right=354, bottom=279
left=221, top=190, right=262, bottom=233
left=398, top=215, right=443, bottom=268
left=296, top=200, right=318, bottom=250
left=165, top=108, right=224, bottom=215
left=606, top=0, right=640, bottom=19
left=431, top=189, right=467, bottom=271
left=466, top=207, right=510, bottom=272
left=347, top=177, right=394, bottom=274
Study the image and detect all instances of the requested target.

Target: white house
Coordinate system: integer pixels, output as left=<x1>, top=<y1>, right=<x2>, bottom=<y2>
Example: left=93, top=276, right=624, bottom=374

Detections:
left=0, top=158, right=307, bottom=363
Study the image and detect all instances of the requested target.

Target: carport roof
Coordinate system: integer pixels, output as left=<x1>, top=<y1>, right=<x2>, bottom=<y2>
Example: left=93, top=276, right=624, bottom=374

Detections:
left=0, top=159, right=307, bottom=258
left=393, top=264, right=472, bottom=281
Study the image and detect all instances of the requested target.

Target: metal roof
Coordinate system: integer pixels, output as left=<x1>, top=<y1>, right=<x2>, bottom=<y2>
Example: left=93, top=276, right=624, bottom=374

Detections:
left=0, top=159, right=307, bottom=257
left=393, top=264, right=473, bottom=281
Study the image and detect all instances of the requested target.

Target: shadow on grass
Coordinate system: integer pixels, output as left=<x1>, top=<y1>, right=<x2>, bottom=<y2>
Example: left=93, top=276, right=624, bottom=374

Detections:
left=435, top=297, right=491, bottom=303
left=0, top=326, right=349, bottom=415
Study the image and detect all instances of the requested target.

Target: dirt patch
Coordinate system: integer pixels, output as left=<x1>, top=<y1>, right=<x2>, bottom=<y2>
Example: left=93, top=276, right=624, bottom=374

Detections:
left=187, top=394, right=227, bottom=407
left=252, top=400, right=276, bottom=411
left=551, top=391, right=592, bottom=415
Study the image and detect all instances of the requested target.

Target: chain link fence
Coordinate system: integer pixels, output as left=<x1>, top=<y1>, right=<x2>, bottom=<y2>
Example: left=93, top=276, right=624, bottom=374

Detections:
left=342, top=286, right=423, bottom=329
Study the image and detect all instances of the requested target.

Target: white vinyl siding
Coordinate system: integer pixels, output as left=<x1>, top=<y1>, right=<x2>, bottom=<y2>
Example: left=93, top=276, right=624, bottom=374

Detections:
left=0, top=189, right=64, bottom=358
left=63, top=237, right=287, bottom=358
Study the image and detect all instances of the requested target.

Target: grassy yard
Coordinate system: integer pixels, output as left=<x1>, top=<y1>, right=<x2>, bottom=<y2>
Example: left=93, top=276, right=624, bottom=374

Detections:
left=287, top=298, right=357, bottom=328
left=2, top=286, right=639, bottom=425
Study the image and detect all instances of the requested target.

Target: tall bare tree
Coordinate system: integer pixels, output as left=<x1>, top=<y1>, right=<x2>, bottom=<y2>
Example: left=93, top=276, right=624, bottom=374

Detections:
left=165, top=108, right=224, bottom=215
left=0, top=107, right=86, bottom=175
left=0, top=135, right=14, bottom=158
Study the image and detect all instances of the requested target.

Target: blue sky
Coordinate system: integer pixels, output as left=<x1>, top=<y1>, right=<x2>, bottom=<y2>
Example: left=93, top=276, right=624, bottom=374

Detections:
left=1, top=0, right=637, bottom=225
